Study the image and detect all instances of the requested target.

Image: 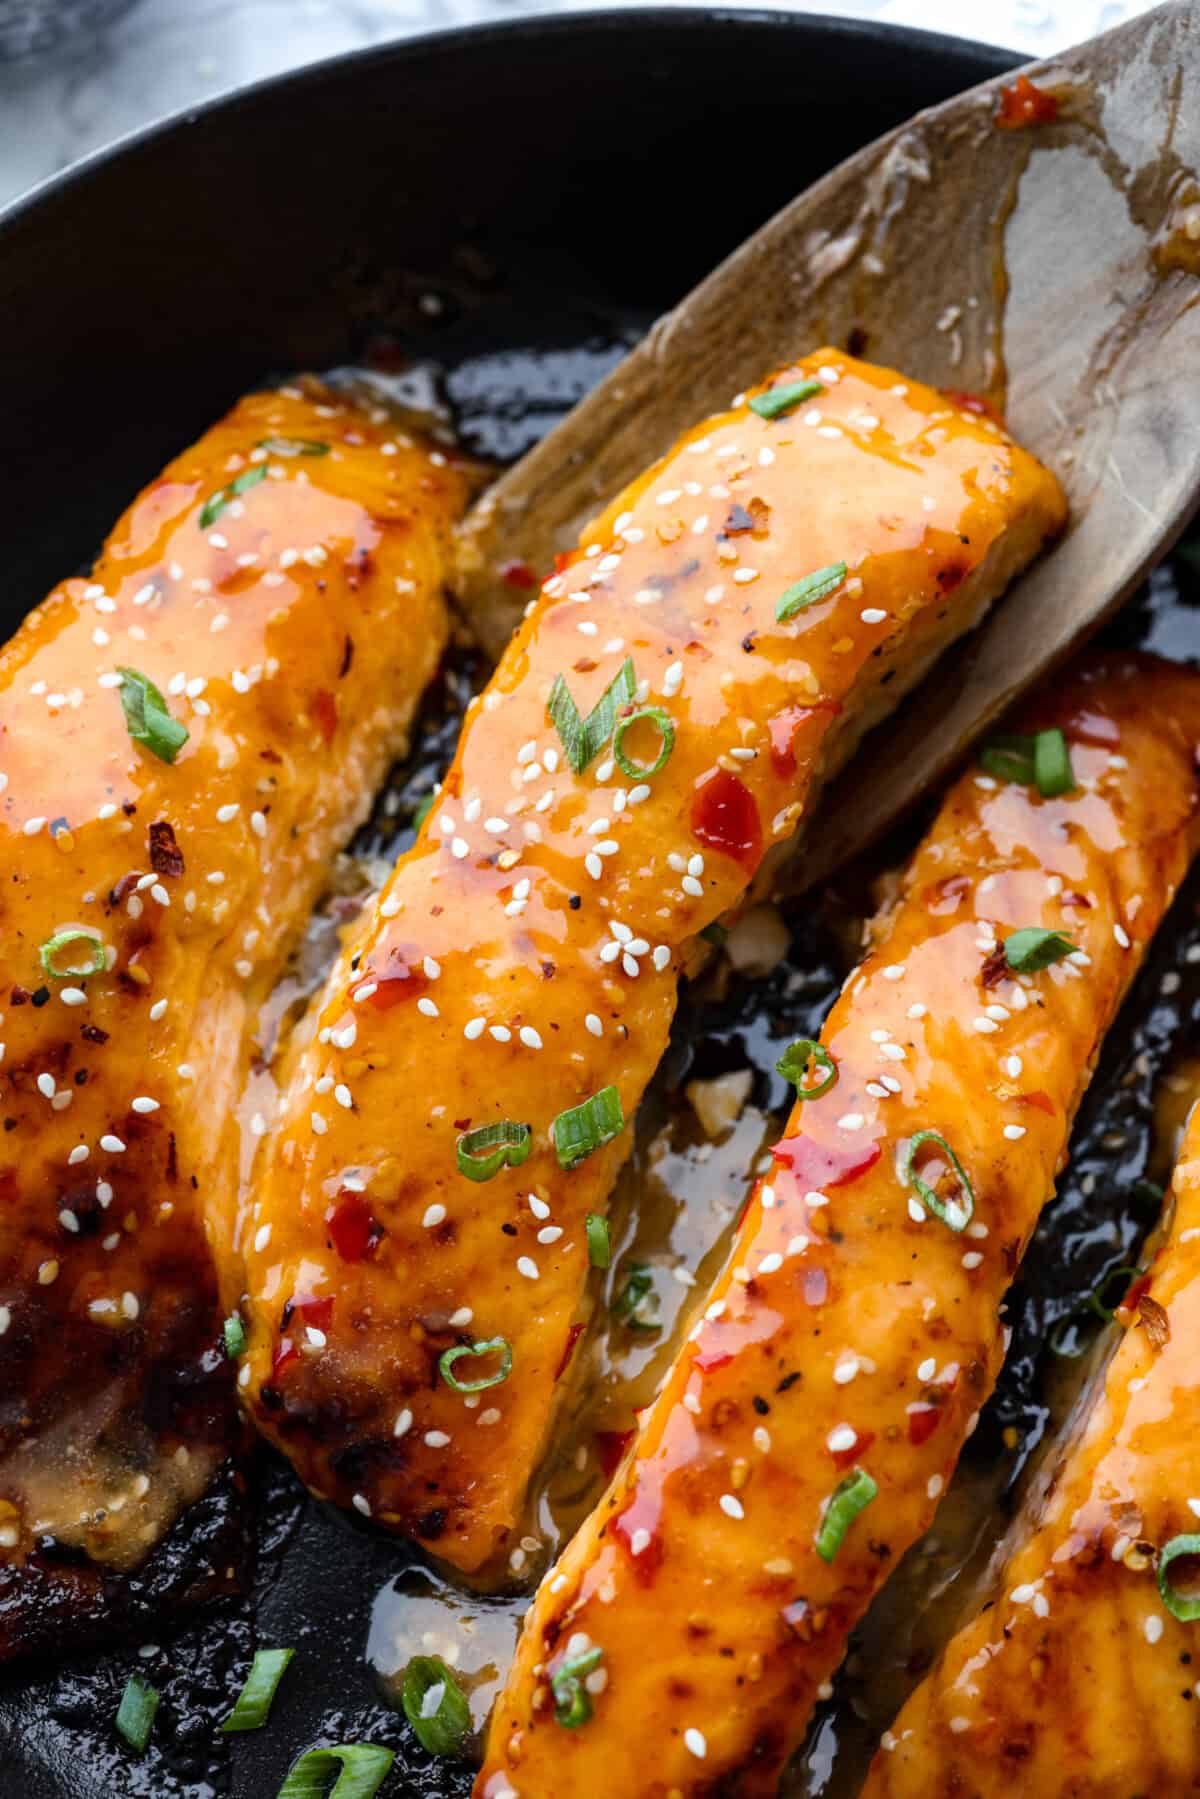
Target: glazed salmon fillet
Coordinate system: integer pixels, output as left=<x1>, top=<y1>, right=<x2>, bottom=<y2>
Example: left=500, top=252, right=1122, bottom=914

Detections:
left=237, top=349, right=1065, bottom=1574
left=862, top=1100, right=1200, bottom=1799
left=476, top=652, right=1200, bottom=1798
left=0, top=386, right=465, bottom=1659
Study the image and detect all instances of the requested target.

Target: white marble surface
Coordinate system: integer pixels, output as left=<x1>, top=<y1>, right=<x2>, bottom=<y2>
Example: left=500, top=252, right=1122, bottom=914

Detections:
left=0, top=0, right=1155, bottom=210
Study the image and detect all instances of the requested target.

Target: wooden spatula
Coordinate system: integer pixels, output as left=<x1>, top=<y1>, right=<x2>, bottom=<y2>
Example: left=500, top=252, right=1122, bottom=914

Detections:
left=456, top=0, right=1200, bottom=885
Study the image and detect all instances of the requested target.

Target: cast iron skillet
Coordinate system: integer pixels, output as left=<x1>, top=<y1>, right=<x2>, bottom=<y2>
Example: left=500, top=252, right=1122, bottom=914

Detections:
left=0, top=12, right=1015, bottom=1796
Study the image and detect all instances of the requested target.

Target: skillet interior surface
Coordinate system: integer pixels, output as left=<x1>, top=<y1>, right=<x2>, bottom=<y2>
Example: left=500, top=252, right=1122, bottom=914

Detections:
left=0, top=12, right=1070, bottom=1796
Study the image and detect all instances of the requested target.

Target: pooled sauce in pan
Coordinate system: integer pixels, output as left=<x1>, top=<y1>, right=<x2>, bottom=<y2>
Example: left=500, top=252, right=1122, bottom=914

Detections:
left=2, top=332, right=1198, bottom=1799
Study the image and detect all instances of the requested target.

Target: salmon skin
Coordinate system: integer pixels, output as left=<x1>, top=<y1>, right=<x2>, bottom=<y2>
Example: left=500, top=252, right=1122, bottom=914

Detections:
left=0, top=383, right=466, bottom=1661
left=477, top=651, right=1200, bottom=1798
left=236, top=349, right=1065, bottom=1576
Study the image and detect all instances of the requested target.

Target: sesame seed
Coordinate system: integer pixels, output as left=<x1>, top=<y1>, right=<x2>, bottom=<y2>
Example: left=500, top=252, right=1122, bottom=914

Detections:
left=837, top=1112, right=864, bottom=1131
left=517, top=1257, right=539, bottom=1280
left=417, top=997, right=439, bottom=1018
left=424, top=1430, right=451, bottom=1449
left=1145, top=1614, right=1164, bottom=1644
left=131, top=1096, right=159, bottom=1114
left=927, top=1473, right=944, bottom=1499
left=465, top=1017, right=485, bottom=1040
left=423, top=1204, right=446, bottom=1229
left=1004, top=1124, right=1026, bottom=1140
left=861, top=608, right=887, bottom=624
left=519, top=1026, right=543, bottom=1050
left=719, top=1494, right=745, bottom=1520
left=99, top=1134, right=126, bottom=1153
left=684, top=1729, right=707, bottom=1760
left=254, top=1224, right=271, bottom=1252
left=828, top=1424, right=857, bottom=1453
left=394, top=1409, right=413, bottom=1437
left=585, top=1014, right=603, bottom=1036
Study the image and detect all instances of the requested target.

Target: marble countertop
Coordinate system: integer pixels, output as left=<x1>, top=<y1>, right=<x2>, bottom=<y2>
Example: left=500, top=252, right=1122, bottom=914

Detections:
left=0, top=0, right=1153, bottom=211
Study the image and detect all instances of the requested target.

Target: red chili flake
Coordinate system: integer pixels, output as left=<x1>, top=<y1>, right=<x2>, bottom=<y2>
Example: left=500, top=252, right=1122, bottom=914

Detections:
left=781, top=1598, right=817, bottom=1641
left=289, top=1294, right=334, bottom=1332
left=1018, top=1090, right=1057, bottom=1117
left=772, top=1134, right=883, bottom=1191
left=925, top=873, right=972, bottom=917
left=312, top=689, right=338, bottom=744
left=995, top=74, right=1059, bottom=130
left=690, top=768, right=762, bottom=869
left=907, top=1404, right=942, bottom=1447
left=363, top=945, right=429, bottom=1011
left=327, top=1194, right=383, bottom=1263
left=499, top=559, right=538, bottom=590
left=594, top=1428, right=634, bottom=1480
left=554, top=1321, right=585, bottom=1381
left=803, top=1266, right=829, bottom=1307
left=148, top=820, right=184, bottom=878
left=272, top=1337, right=300, bottom=1379
left=1121, top=1273, right=1153, bottom=1316
left=768, top=701, right=840, bottom=778
left=832, top=1428, right=874, bottom=1470
left=981, top=944, right=1008, bottom=988
left=1061, top=707, right=1119, bottom=748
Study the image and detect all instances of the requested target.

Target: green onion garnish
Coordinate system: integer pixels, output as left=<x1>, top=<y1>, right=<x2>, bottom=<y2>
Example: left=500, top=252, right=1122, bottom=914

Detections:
left=612, top=1263, right=660, bottom=1332
left=116, top=1674, right=160, bottom=1754
left=223, top=1312, right=246, bottom=1359
left=411, top=791, right=436, bottom=830
left=117, top=667, right=189, bottom=764
left=586, top=1213, right=611, bottom=1268
left=979, top=728, right=1076, bottom=798
left=221, top=1647, right=294, bottom=1733
left=1158, top=1535, right=1200, bottom=1623
left=401, top=1656, right=471, bottom=1758
left=257, top=437, right=330, bottom=457
left=455, top=1120, right=531, bottom=1182
left=1049, top=1264, right=1143, bottom=1356
left=1003, top=927, right=1076, bottom=973
left=749, top=378, right=823, bottom=421
left=547, top=658, right=636, bottom=775
left=199, top=463, right=267, bottom=529
left=903, top=1130, right=974, bottom=1232
left=276, top=1743, right=396, bottom=1798
left=776, top=561, right=848, bottom=623
left=39, top=928, right=105, bottom=981
left=612, top=706, right=674, bottom=780
left=815, top=1467, right=878, bottom=1563
left=439, top=1337, right=512, bottom=1393
left=552, top=1086, right=625, bottom=1170
left=551, top=1645, right=604, bottom=1728
left=775, top=1038, right=838, bottom=1100
left=700, top=921, right=728, bottom=949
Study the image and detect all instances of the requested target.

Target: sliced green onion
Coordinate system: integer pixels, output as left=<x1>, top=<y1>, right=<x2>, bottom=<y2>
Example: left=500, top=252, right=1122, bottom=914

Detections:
left=815, top=1467, right=877, bottom=1563
left=199, top=462, right=267, bottom=529
left=1049, top=1264, right=1143, bottom=1356
left=116, top=1674, right=160, bottom=1753
left=552, top=1085, right=625, bottom=1171
left=223, top=1312, right=246, bottom=1359
left=1034, top=727, right=1075, bottom=797
left=700, top=921, right=728, bottom=949
left=276, top=1743, right=395, bottom=1798
left=551, top=1646, right=604, bottom=1728
left=903, top=1130, right=974, bottom=1232
left=401, top=1656, right=471, bottom=1757
left=258, top=437, right=330, bottom=457
left=776, top=1038, right=838, bottom=1100
left=117, top=667, right=189, bottom=764
left=411, top=791, right=436, bottom=830
left=439, top=1337, right=512, bottom=1393
left=1158, top=1535, right=1200, bottom=1622
left=1003, top=927, right=1076, bottom=972
left=612, top=706, right=674, bottom=780
left=776, top=561, right=848, bottom=623
left=612, top=1263, right=660, bottom=1332
left=979, top=728, right=1076, bottom=798
left=221, top=1647, right=294, bottom=1733
left=749, top=378, right=824, bottom=421
left=455, top=1120, right=531, bottom=1182
left=979, top=732, right=1036, bottom=785
left=586, top=1213, right=611, bottom=1268
left=547, top=658, right=636, bottom=774
left=39, top=928, right=106, bottom=981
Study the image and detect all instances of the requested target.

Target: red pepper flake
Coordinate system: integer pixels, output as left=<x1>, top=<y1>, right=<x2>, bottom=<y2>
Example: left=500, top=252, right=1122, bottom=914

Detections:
left=772, top=1133, right=883, bottom=1192
left=148, top=820, right=185, bottom=878
left=768, top=701, right=840, bottom=778
left=363, top=945, right=429, bottom=1011
left=327, top=1194, right=383, bottom=1263
left=312, top=689, right=338, bottom=744
left=907, top=1404, right=942, bottom=1447
left=1018, top=1090, right=1057, bottom=1117
left=1121, top=1272, right=1152, bottom=1316
left=832, top=1428, right=874, bottom=1470
left=1061, top=707, right=1120, bottom=748
left=272, top=1337, right=299, bottom=1380
left=690, top=768, right=762, bottom=869
left=554, top=1321, right=585, bottom=1381
left=499, top=559, right=538, bottom=590
left=594, top=1428, right=634, bottom=1480
left=995, top=74, right=1059, bottom=130
left=287, top=1293, right=334, bottom=1333
left=925, top=873, right=972, bottom=917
